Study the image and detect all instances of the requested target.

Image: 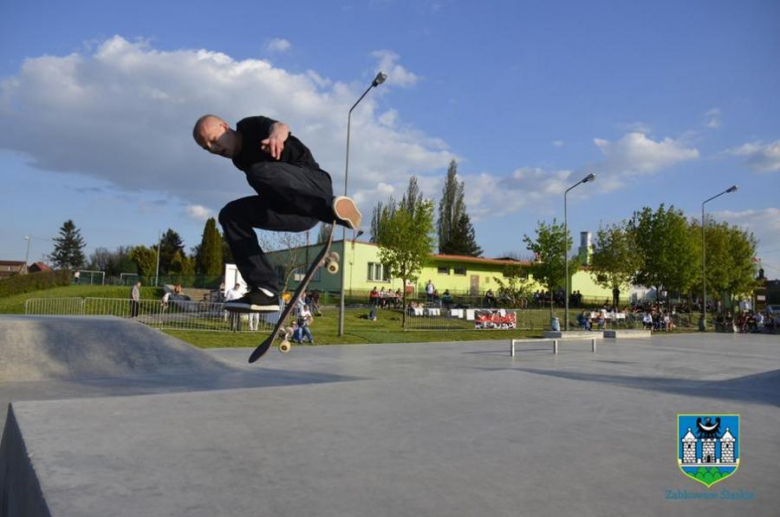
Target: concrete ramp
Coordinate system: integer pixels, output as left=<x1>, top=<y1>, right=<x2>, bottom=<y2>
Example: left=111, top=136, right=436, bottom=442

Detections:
left=0, top=316, right=232, bottom=382
left=0, top=405, right=50, bottom=517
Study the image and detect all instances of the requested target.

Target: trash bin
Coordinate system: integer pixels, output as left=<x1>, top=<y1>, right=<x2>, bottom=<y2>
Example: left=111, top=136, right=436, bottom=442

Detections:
left=551, top=316, right=561, bottom=332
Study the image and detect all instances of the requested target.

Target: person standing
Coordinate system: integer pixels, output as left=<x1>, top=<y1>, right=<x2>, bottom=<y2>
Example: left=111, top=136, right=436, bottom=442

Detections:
left=130, top=282, right=141, bottom=318
left=426, top=280, right=435, bottom=303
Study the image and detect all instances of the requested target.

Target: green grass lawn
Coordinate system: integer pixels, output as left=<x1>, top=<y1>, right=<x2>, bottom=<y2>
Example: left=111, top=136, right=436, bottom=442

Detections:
left=1, top=284, right=697, bottom=350
left=0, top=284, right=162, bottom=314
left=163, top=306, right=546, bottom=348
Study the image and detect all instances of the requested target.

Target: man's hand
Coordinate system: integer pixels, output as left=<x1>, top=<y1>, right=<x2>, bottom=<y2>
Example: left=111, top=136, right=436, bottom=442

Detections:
left=260, top=122, right=289, bottom=160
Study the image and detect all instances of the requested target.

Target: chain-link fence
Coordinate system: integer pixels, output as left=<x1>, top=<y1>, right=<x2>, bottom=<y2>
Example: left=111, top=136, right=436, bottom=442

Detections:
left=24, top=297, right=277, bottom=333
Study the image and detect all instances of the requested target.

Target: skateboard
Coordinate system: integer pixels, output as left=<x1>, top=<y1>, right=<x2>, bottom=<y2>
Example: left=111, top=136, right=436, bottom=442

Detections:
left=248, top=222, right=339, bottom=363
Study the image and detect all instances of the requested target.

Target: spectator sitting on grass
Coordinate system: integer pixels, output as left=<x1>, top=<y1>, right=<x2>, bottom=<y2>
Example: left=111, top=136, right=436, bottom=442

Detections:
left=642, top=312, right=653, bottom=330
left=577, top=311, right=592, bottom=331
left=293, top=304, right=314, bottom=344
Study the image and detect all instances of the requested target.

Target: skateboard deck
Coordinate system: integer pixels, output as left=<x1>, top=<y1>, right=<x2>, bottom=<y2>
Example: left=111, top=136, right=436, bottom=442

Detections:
left=248, top=222, right=338, bottom=363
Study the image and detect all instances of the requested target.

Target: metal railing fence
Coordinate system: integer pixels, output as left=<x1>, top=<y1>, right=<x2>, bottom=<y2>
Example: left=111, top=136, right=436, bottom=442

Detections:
left=24, top=297, right=700, bottom=334
left=24, top=297, right=277, bottom=333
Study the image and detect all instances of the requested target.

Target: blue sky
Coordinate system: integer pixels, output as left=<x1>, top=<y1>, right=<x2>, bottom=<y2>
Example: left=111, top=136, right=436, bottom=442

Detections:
left=1, top=0, right=779, bottom=275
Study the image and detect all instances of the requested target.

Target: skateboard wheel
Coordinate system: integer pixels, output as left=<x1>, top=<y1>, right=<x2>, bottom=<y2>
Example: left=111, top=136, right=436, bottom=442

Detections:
left=327, top=262, right=339, bottom=274
left=284, top=326, right=294, bottom=337
left=279, top=340, right=291, bottom=353
left=329, top=252, right=340, bottom=263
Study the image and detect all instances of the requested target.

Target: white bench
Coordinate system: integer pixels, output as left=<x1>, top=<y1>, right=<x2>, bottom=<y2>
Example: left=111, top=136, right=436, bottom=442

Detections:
left=510, top=337, right=598, bottom=356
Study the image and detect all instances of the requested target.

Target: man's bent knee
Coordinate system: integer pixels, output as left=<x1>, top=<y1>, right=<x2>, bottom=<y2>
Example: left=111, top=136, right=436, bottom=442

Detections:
left=219, top=201, right=241, bottom=226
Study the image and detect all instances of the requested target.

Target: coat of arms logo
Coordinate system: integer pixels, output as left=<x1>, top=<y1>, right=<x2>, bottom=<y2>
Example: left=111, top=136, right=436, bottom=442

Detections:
left=677, top=414, right=740, bottom=488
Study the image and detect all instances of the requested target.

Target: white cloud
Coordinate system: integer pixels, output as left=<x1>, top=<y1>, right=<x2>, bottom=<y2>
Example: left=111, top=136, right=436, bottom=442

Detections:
left=185, top=204, right=213, bottom=221
left=552, top=140, right=564, bottom=148
left=725, top=140, right=780, bottom=172
left=371, top=50, right=420, bottom=88
left=458, top=131, right=700, bottom=223
left=711, top=208, right=780, bottom=255
left=459, top=167, right=575, bottom=221
left=266, top=38, right=291, bottom=53
left=0, top=36, right=452, bottom=221
left=705, top=108, right=721, bottom=129
left=594, top=132, right=699, bottom=175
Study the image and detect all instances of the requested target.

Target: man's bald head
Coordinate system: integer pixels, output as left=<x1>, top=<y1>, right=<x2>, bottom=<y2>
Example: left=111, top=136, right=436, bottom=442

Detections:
left=192, top=115, right=226, bottom=146
left=192, top=114, right=241, bottom=158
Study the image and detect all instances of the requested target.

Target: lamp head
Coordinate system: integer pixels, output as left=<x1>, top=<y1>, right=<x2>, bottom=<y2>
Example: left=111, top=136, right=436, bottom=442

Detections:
left=726, top=185, right=738, bottom=193
left=582, top=173, right=596, bottom=183
left=372, top=71, right=388, bottom=87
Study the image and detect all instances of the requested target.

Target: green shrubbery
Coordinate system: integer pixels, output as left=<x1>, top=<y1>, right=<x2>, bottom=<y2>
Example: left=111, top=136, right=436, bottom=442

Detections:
left=686, top=467, right=732, bottom=486
left=0, top=270, right=72, bottom=298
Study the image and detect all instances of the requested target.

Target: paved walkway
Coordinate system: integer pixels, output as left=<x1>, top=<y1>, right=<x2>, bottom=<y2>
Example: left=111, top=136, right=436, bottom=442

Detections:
left=1, top=321, right=778, bottom=516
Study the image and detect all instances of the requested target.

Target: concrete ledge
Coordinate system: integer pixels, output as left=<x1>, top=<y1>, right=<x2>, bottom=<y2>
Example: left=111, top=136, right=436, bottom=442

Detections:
left=604, top=330, right=652, bottom=339
left=542, top=331, right=603, bottom=339
left=511, top=336, right=598, bottom=356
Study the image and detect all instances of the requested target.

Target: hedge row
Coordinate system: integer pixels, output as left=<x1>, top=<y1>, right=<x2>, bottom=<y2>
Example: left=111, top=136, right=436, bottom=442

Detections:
left=0, top=270, right=72, bottom=298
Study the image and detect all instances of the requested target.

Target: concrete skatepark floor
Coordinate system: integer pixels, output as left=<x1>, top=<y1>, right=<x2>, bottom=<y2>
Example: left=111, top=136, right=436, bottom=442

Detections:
left=1, top=316, right=778, bottom=516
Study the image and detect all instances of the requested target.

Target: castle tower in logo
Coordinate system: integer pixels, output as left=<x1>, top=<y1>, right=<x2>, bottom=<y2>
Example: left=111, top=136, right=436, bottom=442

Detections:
left=677, top=414, right=740, bottom=488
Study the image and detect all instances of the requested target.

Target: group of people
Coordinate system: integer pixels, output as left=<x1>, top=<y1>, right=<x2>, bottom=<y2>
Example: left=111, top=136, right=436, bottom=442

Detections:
left=369, top=287, right=403, bottom=309
left=725, top=310, right=776, bottom=334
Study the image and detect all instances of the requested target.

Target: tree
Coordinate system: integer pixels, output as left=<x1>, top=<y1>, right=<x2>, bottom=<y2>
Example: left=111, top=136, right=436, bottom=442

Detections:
left=221, top=234, right=234, bottom=265
left=522, top=219, right=576, bottom=316
left=437, top=160, right=482, bottom=256
left=694, top=220, right=758, bottom=310
left=195, top=218, right=223, bottom=278
left=50, top=220, right=86, bottom=270
left=376, top=194, right=436, bottom=327
left=129, top=245, right=157, bottom=280
left=258, top=231, right=307, bottom=292
left=589, top=222, right=641, bottom=308
left=317, top=222, right=332, bottom=244
left=400, top=176, right=424, bottom=217
left=492, top=264, right=533, bottom=307
left=629, top=205, right=699, bottom=303
left=87, top=246, right=137, bottom=277
left=370, top=198, right=396, bottom=243
left=159, top=229, right=185, bottom=275
left=446, top=212, right=483, bottom=257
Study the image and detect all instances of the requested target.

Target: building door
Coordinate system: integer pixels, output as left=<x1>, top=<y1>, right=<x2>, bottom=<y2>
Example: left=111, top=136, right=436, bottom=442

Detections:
left=470, top=275, right=479, bottom=297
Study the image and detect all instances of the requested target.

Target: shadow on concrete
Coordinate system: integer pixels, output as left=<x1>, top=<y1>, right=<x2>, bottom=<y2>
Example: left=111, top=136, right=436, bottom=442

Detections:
left=514, top=367, right=780, bottom=407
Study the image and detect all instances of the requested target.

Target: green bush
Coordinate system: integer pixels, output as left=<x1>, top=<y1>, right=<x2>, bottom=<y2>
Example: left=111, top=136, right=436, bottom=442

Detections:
left=0, top=270, right=72, bottom=298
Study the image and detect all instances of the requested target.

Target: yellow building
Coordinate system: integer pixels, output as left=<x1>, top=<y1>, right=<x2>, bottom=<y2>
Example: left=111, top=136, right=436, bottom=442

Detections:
left=265, top=239, right=614, bottom=302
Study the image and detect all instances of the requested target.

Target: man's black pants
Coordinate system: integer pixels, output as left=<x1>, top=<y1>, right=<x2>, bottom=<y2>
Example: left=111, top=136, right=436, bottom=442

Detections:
left=219, top=162, right=336, bottom=293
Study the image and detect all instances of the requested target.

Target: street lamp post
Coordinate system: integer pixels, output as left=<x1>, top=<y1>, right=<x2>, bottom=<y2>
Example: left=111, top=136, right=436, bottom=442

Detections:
left=701, top=185, right=738, bottom=330
left=338, top=71, right=387, bottom=337
left=564, top=173, right=596, bottom=331
left=24, top=236, right=31, bottom=266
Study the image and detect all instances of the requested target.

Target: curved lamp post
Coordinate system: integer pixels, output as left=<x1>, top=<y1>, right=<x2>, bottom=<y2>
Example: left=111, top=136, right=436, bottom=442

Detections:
left=564, top=173, right=596, bottom=331
left=338, top=71, right=387, bottom=337
left=701, top=185, right=738, bottom=329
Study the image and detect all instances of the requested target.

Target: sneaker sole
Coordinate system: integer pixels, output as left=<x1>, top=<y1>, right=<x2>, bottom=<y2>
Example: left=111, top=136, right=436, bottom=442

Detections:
left=334, top=197, right=362, bottom=230
left=224, top=302, right=280, bottom=313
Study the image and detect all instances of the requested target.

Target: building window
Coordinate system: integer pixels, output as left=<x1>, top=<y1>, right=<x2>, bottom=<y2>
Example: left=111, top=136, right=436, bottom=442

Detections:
left=367, top=262, right=390, bottom=282
left=437, top=266, right=450, bottom=275
left=454, top=266, right=467, bottom=276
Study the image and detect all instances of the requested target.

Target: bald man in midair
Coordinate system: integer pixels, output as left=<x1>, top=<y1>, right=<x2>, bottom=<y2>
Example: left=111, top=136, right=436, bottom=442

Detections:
left=193, top=114, right=361, bottom=312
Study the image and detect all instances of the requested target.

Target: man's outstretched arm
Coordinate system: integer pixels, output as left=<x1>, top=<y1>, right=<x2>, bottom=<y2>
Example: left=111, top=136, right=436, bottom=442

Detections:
left=261, top=121, right=289, bottom=160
